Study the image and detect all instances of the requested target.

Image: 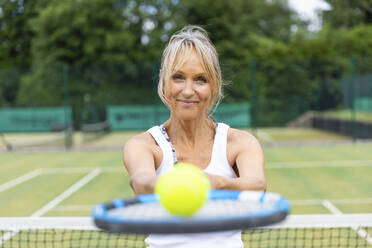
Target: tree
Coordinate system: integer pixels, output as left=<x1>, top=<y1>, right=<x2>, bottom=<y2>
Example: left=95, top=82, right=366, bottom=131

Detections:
left=17, top=0, right=180, bottom=125
left=177, top=0, right=300, bottom=60
left=17, top=0, right=137, bottom=125
left=8, top=0, right=369, bottom=126
left=321, top=0, right=372, bottom=28
left=0, top=0, right=47, bottom=106
left=0, top=0, right=48, bottom=66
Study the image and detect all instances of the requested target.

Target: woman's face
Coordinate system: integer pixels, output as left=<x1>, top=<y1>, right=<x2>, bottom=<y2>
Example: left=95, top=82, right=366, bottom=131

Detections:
left=164, top=49, right=212, bottom=121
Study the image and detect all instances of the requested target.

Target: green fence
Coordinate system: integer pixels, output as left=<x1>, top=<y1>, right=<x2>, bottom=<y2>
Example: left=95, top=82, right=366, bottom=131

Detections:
left=0, top=107, right=72, bottom=132
left=1, top=57, right=372, bottom=134
left=354, top=98, right=372, bottom=112
left=107, top=105, right=169, bottom=130
left=343, top=73, right=372, bottom=112
left=107, top=103, right=250, bottom=130
left=213, top=103, right=250, bottom=128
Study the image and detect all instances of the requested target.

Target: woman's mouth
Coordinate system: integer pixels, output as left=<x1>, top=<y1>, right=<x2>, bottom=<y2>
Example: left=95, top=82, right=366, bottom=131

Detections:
left=177, top=100, right=198, bottom=106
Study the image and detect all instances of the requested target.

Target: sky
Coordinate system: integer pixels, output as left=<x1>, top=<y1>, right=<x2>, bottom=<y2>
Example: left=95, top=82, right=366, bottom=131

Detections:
left=288, top=0, right=331, bottom=30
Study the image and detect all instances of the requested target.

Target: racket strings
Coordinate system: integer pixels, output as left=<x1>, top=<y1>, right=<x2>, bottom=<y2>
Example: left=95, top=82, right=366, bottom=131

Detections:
left=109, top=200, right=276, bottom=221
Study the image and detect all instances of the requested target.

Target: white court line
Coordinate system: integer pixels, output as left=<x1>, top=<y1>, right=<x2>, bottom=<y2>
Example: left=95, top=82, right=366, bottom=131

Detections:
left=41, top=167, right=123, bottom=174
left=0, top=170, right=42, bottom=245
left=0, top=169, right=41, bottom=193
left=322, top=200, right=372, bottom=245
left=322, top=200, right=343, bottom=215
left=267, top=160, right=372, bottom=168
left=292, top=198, right=372, bottom=205
left=0, top=168, right=102, bottom=246
left=0, top=167, right=123, bottom=191
left=31, top=168, right=101, bottom=217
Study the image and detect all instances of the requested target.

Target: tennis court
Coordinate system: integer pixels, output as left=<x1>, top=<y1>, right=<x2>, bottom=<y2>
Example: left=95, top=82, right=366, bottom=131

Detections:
left=2, top=0, right=372, bottom=246
left=1, top=139, right=372, bottom=217
left=0, top=129, right=371, bottom=247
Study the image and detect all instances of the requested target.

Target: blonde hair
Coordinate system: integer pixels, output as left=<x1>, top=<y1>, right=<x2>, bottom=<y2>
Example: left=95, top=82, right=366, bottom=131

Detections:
left=158, top=25, right=223, bottom=114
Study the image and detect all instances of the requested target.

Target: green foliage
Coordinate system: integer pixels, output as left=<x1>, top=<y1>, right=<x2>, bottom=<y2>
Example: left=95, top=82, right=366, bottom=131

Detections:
left=17, top=0, right=150, bottom=122
left=16, top=0, right=177, bottom=116
left=322, top=0, right=372, bottom=28
left=178, top=0, right=299, bottom=60
left=29, top=0, right=135, bottom=65
left=0, top=67, right=29, bottom=106
left=0, top=0, right=47, bottom=106
left=1, top=0, right=372, bottom=126
left=0, top=88, right=5, bottom=107
left=0, top=0, right=47, bottom=66
left=17, top=65, right=64, bottom=107
left=335, top=25, right=372, bottom=57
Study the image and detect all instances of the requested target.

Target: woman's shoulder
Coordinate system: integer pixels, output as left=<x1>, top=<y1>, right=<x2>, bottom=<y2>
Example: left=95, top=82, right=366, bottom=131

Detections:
left=124, top=131, right=157, bottom=151
left=227, top=127, right=261, bottom=148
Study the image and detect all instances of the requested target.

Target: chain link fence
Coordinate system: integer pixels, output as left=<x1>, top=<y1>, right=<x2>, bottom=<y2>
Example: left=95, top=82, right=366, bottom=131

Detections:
left=1, top=57, right=372, bottom=148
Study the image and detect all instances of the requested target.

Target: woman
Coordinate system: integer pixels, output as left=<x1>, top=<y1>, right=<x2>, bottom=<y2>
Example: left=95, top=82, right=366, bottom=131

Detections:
left=123, top=25, right=266, bottom=248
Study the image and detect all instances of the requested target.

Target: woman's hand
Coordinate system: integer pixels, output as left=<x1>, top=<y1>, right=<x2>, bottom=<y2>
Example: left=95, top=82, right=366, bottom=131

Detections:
left=204, top=172, right=266, bottom=191
left=204, top=172, right=227, bottom=189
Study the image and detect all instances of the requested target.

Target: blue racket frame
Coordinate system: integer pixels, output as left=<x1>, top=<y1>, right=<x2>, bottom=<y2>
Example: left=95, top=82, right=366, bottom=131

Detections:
left=92, top=190, right=290, bottom=234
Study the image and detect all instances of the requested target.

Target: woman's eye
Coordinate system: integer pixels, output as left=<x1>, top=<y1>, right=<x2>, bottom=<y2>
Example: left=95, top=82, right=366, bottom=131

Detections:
left=172, top=74, right=184, bottom=81
left=195, top=76, right=207, bottom=83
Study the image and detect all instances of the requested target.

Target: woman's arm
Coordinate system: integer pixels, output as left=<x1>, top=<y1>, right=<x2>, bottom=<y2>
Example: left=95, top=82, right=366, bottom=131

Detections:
left=206, top=129, right=266, bottom=191
left=123, top=133, right=158, bottom=195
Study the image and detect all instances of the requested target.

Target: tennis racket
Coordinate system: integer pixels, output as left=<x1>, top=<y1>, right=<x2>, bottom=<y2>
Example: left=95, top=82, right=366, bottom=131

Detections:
left=92, top=189, right=290, bottom=234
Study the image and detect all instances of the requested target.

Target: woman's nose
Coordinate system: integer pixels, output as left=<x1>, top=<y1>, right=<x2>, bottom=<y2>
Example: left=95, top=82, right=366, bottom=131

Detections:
left=182, top=79, right=194, bottom=96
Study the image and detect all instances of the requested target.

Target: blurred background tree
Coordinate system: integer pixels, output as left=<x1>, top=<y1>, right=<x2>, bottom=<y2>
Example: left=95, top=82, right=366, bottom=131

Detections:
left=0, top=0, right=48, bottom=107
left=322, top=0, right=372, bottom=28
left=1, top=0, right=372, bottom=126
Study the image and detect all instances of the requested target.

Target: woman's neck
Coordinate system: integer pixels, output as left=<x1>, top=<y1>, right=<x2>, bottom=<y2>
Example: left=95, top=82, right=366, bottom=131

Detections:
left=164, top=115, right=215, bottom=149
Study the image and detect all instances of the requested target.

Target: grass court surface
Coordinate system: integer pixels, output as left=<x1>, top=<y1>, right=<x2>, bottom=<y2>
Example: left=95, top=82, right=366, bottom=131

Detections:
left=0, top=128, right=371, bottom=217
left=0, top=128, right=371, bottom=247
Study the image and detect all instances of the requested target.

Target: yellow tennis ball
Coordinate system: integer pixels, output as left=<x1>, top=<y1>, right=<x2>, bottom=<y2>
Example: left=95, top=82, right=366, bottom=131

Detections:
left=155, top=163, right=210, bottom=217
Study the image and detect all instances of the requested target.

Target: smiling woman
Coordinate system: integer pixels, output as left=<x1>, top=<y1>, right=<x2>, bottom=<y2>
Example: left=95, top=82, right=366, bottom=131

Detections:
left=123, top=25, right=266, bottom=248
left=165, top=49, right=212, bottom=121
left=158, top=26, right=223, bottom=115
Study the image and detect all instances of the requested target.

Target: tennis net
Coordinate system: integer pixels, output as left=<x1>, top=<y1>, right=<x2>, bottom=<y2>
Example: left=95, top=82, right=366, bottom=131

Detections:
left=0, top=129, right=70, bottom=152
left=0, top=214, right=371, bottom=247
left=81, top=121, right=110, bottom=144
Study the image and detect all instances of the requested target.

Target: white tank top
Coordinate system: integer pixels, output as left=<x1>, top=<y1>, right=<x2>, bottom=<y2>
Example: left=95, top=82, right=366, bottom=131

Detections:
left=145, top=123, right=243, bottom=248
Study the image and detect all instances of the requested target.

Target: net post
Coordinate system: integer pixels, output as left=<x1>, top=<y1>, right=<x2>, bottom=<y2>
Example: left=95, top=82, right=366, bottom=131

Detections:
left=250, top=59, right=258, bottom=134
left=63, top=64, right=73, bottom=150
left=349, top=57, right=356, bottom=142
